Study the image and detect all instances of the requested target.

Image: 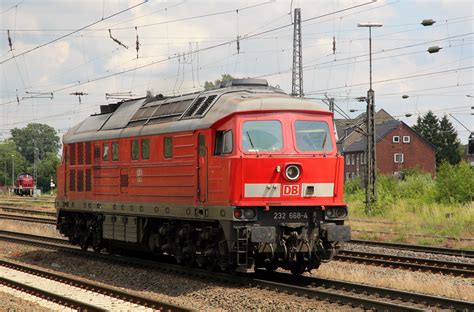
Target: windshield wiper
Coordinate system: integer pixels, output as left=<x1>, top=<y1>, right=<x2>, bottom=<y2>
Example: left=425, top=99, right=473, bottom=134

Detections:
left=246, top=131, right=258, bottom=153
left=322, top=132, right=328, bottom=157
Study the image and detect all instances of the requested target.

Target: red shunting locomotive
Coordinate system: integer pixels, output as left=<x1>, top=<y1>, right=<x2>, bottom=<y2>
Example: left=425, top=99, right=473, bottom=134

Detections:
left=56, top=79, right=350, bottom=274
left=14, top=173, right=35, bottom=196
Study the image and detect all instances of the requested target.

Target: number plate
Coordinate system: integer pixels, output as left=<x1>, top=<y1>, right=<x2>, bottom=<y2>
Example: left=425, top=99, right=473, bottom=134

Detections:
left=273, top=211, right=308, bottom=220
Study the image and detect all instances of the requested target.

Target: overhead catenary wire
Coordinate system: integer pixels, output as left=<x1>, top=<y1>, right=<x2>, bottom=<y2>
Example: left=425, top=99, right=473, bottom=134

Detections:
left=0, top=0, right=147, bottom=65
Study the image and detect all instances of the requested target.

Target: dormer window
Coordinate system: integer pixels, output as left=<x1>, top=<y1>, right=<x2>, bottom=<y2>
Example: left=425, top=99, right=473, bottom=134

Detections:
left=392, top=136, right=400, bottom=143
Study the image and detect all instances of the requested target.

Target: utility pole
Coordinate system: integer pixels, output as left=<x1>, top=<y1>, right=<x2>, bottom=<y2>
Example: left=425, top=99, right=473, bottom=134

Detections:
left=291, top=8, right=303, bottom=97
left=11, top=154, right=15, bottom=189
left=358, top=22, right=382, bottom=214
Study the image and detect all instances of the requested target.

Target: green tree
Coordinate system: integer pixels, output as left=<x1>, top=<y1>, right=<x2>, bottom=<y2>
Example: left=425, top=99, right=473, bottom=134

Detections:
left=0, top=140, right=29, bottom=188
left=436, top=161, right=473, bottom=203
left=412, top=111, right=462, bottom=166
left=30, top=152, right=60, bottom=193
left=412, top=111, right=440, bottom=148
left=10, top=123, right=60, bottom=163
left=204, top=74, right=235, bottom=90
left=438, top=115, right=461, bottom=165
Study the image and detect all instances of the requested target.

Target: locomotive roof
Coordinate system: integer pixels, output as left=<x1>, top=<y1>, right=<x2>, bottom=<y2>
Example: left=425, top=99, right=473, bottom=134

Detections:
left=63, top=79, right=330, bottom=144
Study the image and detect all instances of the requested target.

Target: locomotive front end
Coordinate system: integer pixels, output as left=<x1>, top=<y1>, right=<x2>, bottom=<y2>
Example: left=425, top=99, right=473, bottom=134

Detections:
left=230, top=111, right=350, bottom=274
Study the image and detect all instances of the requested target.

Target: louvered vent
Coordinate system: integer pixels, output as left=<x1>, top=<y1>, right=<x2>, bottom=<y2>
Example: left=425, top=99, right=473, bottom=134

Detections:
left=77, top=143, right=84, bottom=165
left=195, top=95, right=217, bottom=116
left=69, top=170, right=76, bottom=191
left=77, top=170, right=84, bottom=192
left=85, top=142, right=92, bottom=165
left=85, top=169, right=92, bottom=192
left=120, top=174, right=129, bottom=187
left=70, top=144, right=76, bottom=165
left=182, top=95, right=218, bottom=118
left=182, top=97, right=206, bottom=118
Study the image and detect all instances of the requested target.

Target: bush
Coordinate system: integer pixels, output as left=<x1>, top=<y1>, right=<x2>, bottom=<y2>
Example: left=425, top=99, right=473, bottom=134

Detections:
left=436, top=161, right=474, bottom=204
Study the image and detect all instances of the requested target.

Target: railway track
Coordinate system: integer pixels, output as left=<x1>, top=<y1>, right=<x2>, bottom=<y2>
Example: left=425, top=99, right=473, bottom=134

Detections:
left=0, top=213, right=56, bottom=225
left=350, top=239, right=474, bottom=258
left=0, top=258, right=188, bottom=311
left=0, top=205, right=56, bottom=217
left=2, top=209, right=473, bottom=277
left=336, top=250, right=474, bottom=277
left=0, top=230, right=472, bottom=311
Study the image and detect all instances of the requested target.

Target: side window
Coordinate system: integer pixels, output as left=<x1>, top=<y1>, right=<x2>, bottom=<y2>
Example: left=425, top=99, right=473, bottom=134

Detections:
left=103, top=143, right=109, bottom=161
left=223, top=130, right=233, bottom=154
left=215, top=130, right=233, bottom=155
left=112, top=142, right=119, bottom=161
left=142, top=139, right=150, bottom=160
left=132, top=140, right=139, bottom=160
left=164, top=137, right=172, bottom=158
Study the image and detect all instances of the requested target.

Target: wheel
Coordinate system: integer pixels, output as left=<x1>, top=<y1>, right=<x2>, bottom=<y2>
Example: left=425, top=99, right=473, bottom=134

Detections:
left=91, top=233, right=102, bottom=253
left=79, top=235, right=90, bottom=251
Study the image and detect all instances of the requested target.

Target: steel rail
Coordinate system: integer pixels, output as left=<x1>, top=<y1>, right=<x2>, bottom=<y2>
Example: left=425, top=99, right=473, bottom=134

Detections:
left=0, top=258, right=189, bottom=312
left=253, top=270, right=474, bottom=311
left=336, top=250, right=474, bottom=277
left=0, top=205, right=56, bottom=217
left=0, top=276, right=105, bottom=312
left=349, top=239, right=474, bottom=258
left=0, top=230, right=472, bottom=311
left=0, top=213, right=56, bottom=225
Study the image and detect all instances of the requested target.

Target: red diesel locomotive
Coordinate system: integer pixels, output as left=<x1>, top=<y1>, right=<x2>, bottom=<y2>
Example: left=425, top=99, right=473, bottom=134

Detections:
left=56, top=79, right=350, bottom=274
left=14, top=173, right=35, bottom=196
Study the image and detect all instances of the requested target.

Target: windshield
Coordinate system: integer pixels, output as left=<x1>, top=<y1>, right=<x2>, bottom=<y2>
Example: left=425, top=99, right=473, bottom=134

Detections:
left=294, top=120, right=333, bottom=152
left=242, top=120, right=283, bottom=152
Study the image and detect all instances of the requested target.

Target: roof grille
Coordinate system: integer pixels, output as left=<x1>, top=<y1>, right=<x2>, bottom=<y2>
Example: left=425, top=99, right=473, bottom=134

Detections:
left=182, top=95, right=217, bottom=119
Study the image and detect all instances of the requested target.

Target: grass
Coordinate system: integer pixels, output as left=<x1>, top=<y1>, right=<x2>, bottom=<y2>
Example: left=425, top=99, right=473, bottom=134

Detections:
left=345, top=165, right=474, bottom=249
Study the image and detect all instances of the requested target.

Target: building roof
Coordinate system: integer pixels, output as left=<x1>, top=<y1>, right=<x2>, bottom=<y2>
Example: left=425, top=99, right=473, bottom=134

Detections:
left=336, top=109, right=395, bottom=151
left=344, top=119, right=437, bottom=153
left=63, top=79, right=330, bottom=144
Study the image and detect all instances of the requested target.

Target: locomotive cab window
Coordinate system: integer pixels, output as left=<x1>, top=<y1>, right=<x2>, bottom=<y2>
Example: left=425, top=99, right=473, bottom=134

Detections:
left=164, top=137, right=172, bottom=158
left=294, top=120, right=333, bottom=152
left=142, top=139, right=150, bottom=160
left=112, top=142, right=119, bottom=161
left=132, top=140, right=139, bottom=160
left=215, top=130, right=233, bottom=155
left=103, top=143, right=109, bottom=161
left=242, top=120, right=283, bottom=152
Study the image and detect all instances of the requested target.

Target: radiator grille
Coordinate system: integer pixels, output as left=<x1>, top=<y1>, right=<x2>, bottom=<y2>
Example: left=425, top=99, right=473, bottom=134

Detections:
left=69, top=170, right=76, bottom=191
left=85, top=169, right=92, bottom=192
left=77, top=170, right=84, bottom=192
left=85, top=142, right=92, bottom=165
left=77, top=143, right=84, bottom=165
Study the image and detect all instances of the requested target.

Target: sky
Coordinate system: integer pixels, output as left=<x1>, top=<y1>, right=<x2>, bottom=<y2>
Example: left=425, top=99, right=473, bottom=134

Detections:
left=0, top=0, right=473, bottom=144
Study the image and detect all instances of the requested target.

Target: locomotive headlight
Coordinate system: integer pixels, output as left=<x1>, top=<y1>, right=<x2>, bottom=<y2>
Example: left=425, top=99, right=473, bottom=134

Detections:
left=326, top=208, right=335, bottom=218
left=285, top=164, right=301, bottom=181
left=336, top=207, right=347, bottom=218
left=234, top=208, right=256, bottom=220
left=325, top=206, right=348, bottom=219
left=243, top=208, right=256, bottom=219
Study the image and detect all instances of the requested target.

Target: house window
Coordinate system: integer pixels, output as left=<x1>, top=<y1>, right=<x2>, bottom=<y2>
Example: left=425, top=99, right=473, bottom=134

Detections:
left=345, top=155, right=350, bottom=165
left=103, top=143, right=109, bottom=161
left=393, top=136, right=400, bottom=143
left=164, top=137, right=172, bottom=158
left=403, top=136, right=411, bottom=143
left=112, top=142, right=119, bottom=161
left=346, top=172, right=350, bottom=180
left=394, top=153, right=404, bottom=163
left=142, top=139, right=150, bottom=160
left=131, top=140, right=139, bottom=160
left=351, top=154, right=355, bottom=165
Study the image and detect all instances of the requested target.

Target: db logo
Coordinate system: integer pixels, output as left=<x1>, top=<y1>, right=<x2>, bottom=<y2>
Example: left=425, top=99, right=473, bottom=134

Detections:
left=283, top=185, right=300, bottom=196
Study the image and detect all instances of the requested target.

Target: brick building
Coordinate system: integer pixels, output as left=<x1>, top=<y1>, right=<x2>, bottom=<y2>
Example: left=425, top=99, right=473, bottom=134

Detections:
left=336, top=110, right=436, bottom=180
